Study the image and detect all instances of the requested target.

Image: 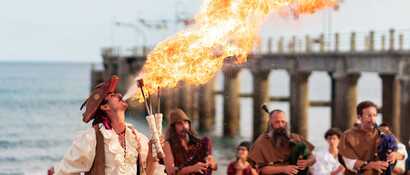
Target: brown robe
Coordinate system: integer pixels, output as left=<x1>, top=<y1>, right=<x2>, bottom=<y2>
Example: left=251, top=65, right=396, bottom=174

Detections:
left=169, top=137, right=212, bottom=175
left=338, top=126, right=380, bottom=175
left=249, top=132, right=314, bottom=172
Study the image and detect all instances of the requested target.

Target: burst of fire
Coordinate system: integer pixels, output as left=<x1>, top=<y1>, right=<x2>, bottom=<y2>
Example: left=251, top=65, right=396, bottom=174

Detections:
left=125, top=0, right=339, bottom=102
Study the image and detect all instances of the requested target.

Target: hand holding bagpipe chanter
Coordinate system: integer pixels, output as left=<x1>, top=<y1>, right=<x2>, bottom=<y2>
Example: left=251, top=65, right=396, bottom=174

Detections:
left=375, top=125, right=399, bottom=175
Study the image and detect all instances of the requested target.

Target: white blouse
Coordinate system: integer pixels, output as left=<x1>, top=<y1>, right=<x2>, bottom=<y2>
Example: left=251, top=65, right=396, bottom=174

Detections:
left=54, top=123, right=153, bottom=175
left=310, top=150, right=343, bottom=175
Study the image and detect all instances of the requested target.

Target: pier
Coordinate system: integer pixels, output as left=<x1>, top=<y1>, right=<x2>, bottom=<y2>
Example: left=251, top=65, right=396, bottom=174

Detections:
left=92, top=29, right=410, bottom=142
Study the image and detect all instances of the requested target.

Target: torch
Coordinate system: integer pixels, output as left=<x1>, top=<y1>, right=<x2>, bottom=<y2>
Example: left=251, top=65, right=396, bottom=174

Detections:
left=136, top=79, right=164, bottom=160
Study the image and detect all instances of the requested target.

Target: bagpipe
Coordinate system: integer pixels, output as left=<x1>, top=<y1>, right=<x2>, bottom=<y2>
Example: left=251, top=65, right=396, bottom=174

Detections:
left=288, top=141, right=310, bottom=175
left=183, top=136, right=213, bottom=175
left=255, top=141, right=310, bottom=175
left=376, top=124, right=398, bottom=175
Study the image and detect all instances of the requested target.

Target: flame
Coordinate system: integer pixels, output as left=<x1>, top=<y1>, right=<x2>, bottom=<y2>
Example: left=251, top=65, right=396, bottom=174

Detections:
left=127, top=0, right=339, bottom=102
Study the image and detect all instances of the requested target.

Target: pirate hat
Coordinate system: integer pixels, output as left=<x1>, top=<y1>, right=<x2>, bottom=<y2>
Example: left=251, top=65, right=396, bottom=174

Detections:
left=80, top=75, right=120, bottom=123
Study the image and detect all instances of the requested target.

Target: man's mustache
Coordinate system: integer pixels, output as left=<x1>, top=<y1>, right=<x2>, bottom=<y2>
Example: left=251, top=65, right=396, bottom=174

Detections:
left=179, top=128, right=191, bottom=135
left=273, top=127, right=288, bottom=135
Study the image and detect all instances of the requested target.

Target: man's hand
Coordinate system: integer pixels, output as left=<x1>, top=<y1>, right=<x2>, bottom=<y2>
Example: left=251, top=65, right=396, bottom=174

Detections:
left=387, top=151, right=404, bottom=163
left=365, top=161, right=389, bottom=172
left=206, top=155, right=217, bottom=170
left=159, top=136, right=165, bottom=147
left=281, top=165, right=299, bottom=175
left=296, top=159, right=310, bottom=170
left=191, top=162, right=208, bottom=174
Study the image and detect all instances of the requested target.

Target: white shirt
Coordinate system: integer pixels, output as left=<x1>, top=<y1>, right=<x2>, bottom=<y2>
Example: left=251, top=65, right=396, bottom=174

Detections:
left=54, top=123, right=155, bottom=175
left=393, top=143, right=408, bottom=174
left=310, top=150, right=343, bottom=175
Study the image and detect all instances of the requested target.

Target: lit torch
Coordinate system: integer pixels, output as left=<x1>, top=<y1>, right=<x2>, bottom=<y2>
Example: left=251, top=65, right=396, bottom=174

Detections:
left=137, top=79, right=165, bottom=160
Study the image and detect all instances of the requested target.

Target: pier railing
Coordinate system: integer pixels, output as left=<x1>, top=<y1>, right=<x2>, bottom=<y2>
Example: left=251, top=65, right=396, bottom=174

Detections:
left=102, top=28, right=410, bottom=57
left=96, top=28, right=410, bottom=143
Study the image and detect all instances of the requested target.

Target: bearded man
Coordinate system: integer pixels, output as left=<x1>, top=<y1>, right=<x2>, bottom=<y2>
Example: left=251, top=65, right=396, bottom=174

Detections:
left=249, top=109, right=315, bottom=175
left=163, top=109, right=217, bottom=175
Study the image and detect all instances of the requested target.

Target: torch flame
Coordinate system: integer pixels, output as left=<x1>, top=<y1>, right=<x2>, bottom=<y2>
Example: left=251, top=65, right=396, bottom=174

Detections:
left=127, top=0, right=339, bottom=102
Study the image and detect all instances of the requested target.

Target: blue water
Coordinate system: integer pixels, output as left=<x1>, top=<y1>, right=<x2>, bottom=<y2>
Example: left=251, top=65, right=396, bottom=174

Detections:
left=0, top=62, right=381, bottom=174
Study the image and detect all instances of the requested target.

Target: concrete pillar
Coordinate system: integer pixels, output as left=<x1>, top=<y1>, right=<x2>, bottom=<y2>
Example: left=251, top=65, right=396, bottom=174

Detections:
left=389, top=29, right=395, bottom=51
left=289, top=36, right=296, bottom=53
left=252, top=70, right=270, bottom=141
left=170, top=87, right=179, bottom=109
left=223, top=68, right=241, bottom=137
left=399, top=34, right=404, bottom=50
left=379, top=74, right=401, bottom=137
left=319, top=34, right=325, bottom=53
left=198, top=79, right=216, bottom=133
left=369, top=31, right=375, bottom=51
left=190, top=87, right=199, bottom=127
left=350, top=32, right=356, bottom=52
left=332, top=73, right=360, bottom=130
left=335, top=33, right=340, bottom=52
left=178, top=81, right=193, bottom=120
left=289, top=71, right=311, bottom=138
left=381, top=35, right=386, bottom=51
left=160, top=88, right=173, bottom=122
left=142, top=46, right=148, bottom=56
left=278, top=37, right=284, bottom=53
left=399, top=62, right=410, bottom=143
left=267, top=37, right=273, bottom=54
left=117, top=58, right=132, bottom=93
left=329, top=72, right=336, bottom=127
left=364, top=36, right=370, bottom=51
left=305, top=35, right=312, bottom=53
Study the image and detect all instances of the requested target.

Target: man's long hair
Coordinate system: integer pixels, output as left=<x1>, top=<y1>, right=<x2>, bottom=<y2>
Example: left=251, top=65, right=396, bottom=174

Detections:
left=91, top=99, right=112, bottom=129
left=166, top=122, right=200, bottom=151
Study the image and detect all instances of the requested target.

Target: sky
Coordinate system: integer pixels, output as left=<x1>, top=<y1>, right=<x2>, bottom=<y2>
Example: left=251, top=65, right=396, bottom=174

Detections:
left=1, top=0, right=410, bottom=63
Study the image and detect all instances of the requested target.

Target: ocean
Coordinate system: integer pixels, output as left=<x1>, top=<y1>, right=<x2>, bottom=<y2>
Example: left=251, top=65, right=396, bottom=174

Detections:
left=0, top=62, right=381, bottom=174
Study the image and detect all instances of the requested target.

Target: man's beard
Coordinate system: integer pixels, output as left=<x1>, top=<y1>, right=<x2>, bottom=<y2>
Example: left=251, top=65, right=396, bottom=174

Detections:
left=271, top=127, right=290, bottom=148
left=362, top=121, right=376, bottom=131
left=177, top=128, right=191, bottom=141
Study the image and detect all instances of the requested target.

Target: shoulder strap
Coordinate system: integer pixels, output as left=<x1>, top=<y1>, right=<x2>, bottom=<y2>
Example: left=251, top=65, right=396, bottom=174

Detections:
left=85, top=126, right=106, bottom=175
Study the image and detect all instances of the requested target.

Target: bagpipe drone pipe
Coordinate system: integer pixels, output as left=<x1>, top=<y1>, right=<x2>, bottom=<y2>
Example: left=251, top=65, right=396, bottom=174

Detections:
left=288, top=141, right=310, bottom=175
left=184, top=135, right=213, bottom=175
left=376, top=126, right=398, bottom=175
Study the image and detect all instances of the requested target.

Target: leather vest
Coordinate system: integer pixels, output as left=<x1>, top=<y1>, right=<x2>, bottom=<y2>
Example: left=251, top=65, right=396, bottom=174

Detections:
left=85, top=126, right=143, bottom=175
left=85, top=126, right=105, bottom=175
